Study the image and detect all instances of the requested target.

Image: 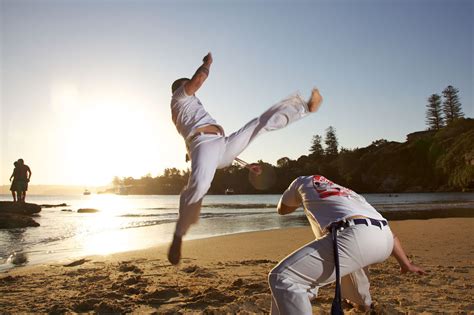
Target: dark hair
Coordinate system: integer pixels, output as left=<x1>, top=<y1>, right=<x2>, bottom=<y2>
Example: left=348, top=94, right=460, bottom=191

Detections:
left=171, top=78, right=190, bottom=94
left=18, top=159, right=24, bottom=165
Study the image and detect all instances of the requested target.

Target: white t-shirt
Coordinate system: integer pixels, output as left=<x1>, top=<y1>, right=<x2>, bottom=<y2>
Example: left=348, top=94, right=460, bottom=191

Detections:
left=170, top=85, right=223, bottom=140
left=281, top=175, right=385, bottom=234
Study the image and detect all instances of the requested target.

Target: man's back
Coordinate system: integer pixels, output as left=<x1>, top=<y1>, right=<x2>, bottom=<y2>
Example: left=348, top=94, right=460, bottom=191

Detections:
left=16, top=164, right=30, bottom=180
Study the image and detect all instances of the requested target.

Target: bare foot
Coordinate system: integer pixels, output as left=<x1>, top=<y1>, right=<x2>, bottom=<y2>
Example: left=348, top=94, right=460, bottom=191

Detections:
left=308, top=88, right=323, bottom=113
left=167, top=234, right=182, bottom=265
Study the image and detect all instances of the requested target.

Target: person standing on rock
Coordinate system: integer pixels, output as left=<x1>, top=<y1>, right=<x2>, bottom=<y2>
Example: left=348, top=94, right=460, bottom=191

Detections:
left=15, top=159, right=32, bottom=203
left=9, top=161, right=20, bottom=202
left=167, top=52, right=323, bottom=265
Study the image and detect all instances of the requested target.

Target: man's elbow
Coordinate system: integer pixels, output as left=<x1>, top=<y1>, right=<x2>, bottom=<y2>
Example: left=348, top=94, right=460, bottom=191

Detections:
left=278, top=204, right=296, bottom=215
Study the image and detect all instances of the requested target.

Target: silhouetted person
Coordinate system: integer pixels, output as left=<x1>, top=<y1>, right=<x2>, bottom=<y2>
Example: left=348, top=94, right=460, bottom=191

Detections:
left=9, top=161, right=19, bottom=202
left=15, top=159, right=31, bottom=203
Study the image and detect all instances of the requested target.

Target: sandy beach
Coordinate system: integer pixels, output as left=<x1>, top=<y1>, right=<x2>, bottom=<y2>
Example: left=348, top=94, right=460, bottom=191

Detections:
left=1, top=217, right=473, bottom=314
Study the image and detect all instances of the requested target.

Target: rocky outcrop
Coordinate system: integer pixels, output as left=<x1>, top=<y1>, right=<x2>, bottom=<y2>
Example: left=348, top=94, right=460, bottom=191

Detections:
left=77, top=208, right=99, bottom=213
left=0, top=201, right=41, bottom=215
left=0, top=201, right=41, bottom=229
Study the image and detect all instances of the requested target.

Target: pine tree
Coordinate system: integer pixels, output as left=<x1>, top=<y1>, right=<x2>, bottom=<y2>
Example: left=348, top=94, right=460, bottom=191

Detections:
left=425, top=94, right=444, bottom=130
left=442, top=85, right=464, bottom=124
left=309, top=135, right=324, bottom=156
left=324, top=126, right=339, bottom=156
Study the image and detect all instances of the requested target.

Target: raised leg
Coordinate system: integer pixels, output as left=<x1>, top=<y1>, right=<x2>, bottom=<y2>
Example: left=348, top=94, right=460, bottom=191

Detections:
left=218, top=90, right=320, bottom=168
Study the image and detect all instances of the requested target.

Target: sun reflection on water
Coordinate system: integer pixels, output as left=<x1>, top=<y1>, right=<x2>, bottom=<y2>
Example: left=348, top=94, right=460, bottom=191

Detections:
left=72, top=194, right=172, bottom=256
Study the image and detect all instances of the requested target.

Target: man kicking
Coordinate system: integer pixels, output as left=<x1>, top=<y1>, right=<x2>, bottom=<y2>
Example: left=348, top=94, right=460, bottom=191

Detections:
left=269, top=175, right=424, bottom=314
left=168, top=52, right=322, bottom=264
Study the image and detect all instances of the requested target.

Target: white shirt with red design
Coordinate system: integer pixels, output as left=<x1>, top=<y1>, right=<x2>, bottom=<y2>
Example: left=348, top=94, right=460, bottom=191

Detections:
left=280, top=175, right=385, bottom=234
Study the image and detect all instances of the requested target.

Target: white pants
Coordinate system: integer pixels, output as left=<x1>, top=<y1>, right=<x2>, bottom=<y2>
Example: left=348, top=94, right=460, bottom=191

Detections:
left=306, top=214, right=374, bottom=308
left=174, top=93, right=310, bottom=237
left=268, top=223, right=394, bottom=315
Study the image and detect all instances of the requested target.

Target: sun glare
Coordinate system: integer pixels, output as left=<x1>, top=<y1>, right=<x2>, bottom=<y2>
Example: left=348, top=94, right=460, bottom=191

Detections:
left=51, top=83, right=166, bottom=186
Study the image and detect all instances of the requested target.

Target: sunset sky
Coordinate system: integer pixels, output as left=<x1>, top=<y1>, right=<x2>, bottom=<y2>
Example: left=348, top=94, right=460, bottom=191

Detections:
left=1, top=0, right=472, bottom=186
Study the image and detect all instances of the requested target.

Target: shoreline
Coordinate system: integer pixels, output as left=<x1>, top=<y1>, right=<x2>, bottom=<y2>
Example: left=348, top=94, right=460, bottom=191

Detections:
left=1, top=206, right=473, bottom=272
left=1, top=217, right=473, bottom=313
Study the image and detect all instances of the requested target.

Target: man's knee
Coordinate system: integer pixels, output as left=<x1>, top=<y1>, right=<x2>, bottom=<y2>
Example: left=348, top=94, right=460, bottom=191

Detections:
left=181, top=181, right=211, bottom=206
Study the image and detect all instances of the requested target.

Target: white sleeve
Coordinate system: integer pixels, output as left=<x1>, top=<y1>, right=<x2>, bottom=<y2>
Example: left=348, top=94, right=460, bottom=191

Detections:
left=172, top=84, right=191, bottom=101
left=280, top=177, right=302, bottom=207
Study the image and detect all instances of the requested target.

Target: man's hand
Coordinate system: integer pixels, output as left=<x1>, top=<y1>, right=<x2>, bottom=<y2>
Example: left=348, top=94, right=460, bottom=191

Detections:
left=400, top=262, right=425, bottom=275
left=203, top=52, right=213, bottom=66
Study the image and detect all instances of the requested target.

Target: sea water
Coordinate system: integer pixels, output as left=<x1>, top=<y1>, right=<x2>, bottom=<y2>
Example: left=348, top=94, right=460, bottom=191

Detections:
left=1, top=192, right=473, bottom=271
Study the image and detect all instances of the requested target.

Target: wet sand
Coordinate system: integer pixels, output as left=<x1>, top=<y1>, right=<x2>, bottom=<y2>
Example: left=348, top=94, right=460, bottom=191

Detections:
left=0, top=217, right=473, bottom=313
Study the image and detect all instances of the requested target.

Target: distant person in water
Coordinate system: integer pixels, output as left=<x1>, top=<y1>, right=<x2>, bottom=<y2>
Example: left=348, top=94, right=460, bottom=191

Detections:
left=9, top=161, right=20, bottom=202
left=167, top=52, right=323, bottom=265
left=15, top=159, right=32, bottom=203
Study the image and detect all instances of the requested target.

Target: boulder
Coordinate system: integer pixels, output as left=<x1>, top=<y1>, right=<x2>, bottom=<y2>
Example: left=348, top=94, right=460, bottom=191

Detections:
left=77, top=208, right=99, bottom=213
left=0, top=201, right=41, bottom=215
left=0, top=213, right=40, bottom=228
left=0, top=201, right=41, bottom=229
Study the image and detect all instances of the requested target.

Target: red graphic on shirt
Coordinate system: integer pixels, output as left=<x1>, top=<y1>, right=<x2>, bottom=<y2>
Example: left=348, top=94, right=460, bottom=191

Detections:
left=312, top=175, right=350, bottom=198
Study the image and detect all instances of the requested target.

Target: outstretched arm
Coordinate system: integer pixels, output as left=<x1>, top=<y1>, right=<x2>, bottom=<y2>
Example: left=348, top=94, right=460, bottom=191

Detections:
left=391, top=233, right=425, bottom=275
left=184, top=52, right=213, bottom=96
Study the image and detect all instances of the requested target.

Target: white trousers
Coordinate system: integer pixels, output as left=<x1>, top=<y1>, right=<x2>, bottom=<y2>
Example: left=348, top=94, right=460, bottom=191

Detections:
left=174, top=93, right=310, bottom=236
left=268, top=223, right=394, bottom=315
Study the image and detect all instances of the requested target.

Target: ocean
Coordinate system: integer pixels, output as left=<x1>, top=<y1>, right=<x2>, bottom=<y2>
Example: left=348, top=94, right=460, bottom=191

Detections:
left=1, top=192, right=473, bottom=271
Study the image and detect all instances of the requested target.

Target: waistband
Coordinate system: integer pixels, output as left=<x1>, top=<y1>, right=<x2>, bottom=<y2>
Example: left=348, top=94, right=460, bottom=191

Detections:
left=187, top=131, right=222, bottom=142
left=329, top=217, right=388, bottom=232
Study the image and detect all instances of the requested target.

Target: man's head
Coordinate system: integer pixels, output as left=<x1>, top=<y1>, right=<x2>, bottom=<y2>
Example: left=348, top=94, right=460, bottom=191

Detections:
left=171, top=78, right=190, bottom=94
left=17, top=159, right=24, bottom=165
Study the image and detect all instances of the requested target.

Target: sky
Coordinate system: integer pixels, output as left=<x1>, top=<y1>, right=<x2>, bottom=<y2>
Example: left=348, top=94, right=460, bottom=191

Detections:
left=0, top=0, right=472, bottom=186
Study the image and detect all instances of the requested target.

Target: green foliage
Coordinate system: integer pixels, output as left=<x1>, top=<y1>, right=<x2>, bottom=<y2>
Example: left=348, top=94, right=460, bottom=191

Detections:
left=442, top=85, right=464, bottom=124
left=324, top=126, right=339, bottom=156
left=309, top=135, right=324, bottom=157
left=111, top=119, right=473, bottom=194
left=426, top=94, right=444, bottom=130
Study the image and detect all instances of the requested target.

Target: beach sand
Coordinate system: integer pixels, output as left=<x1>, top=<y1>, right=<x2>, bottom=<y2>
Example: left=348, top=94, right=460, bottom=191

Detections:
left=1, top=218, right=473, bottom=314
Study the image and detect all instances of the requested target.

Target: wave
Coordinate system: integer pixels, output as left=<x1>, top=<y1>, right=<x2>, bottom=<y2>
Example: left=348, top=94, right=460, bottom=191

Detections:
left=373, top=200, right=474, bottom=211
left=140, top=203, right=277, bottom=211
left=118, top=211, right=270, bottom=230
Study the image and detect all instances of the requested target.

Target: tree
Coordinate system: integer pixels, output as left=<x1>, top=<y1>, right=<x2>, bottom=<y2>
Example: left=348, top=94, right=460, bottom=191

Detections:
left=309, top=135, right=324, bottom=156
left=324, top=126, right=339, bottom=156
left=425, top=94, right=444, bottom=130
left=277, top=157, right=291, bottom=168
left=442, top=85, right=464, bottom=124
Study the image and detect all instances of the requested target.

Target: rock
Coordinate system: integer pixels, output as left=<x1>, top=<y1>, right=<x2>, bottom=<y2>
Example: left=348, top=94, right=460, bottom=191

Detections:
left=7, top=252, right=28, bottom=265
left=0, top=201, right=41, bottom=229
left=77, top=208, right=99, bottom=213
left=0, top=213, right=40, bottom=228
left=40, top=203, right=68, bottom=208
left=0, top=201, right=41, bottom=215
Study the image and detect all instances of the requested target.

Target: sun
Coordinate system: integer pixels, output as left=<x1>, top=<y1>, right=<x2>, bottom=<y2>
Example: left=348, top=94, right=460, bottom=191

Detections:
left=55, top=95, right=161, bottom=186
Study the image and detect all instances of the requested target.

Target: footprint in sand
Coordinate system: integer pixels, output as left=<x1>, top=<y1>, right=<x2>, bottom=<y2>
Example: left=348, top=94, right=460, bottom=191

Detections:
left=181, top=265, right=217, bottom=278
left=141, top=288, right=180, bottom=305
left=118, top=262, right=143, bottom=273
left=63, top=258, right=90, bottom=267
